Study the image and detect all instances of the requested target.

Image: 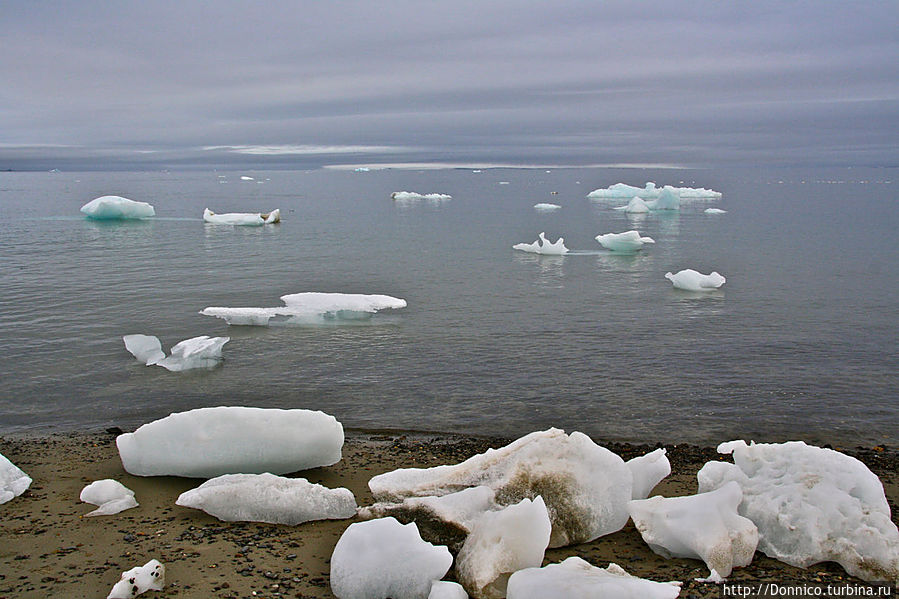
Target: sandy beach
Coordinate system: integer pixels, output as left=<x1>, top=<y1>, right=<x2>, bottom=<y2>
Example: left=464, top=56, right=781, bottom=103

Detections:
left=1, top=430, right=896, bottom=598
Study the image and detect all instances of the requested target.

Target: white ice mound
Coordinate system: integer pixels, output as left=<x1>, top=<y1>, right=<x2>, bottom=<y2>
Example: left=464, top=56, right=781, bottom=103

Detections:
left=176, top=473, right=356, bottom=524
left=644, top=186, right=681, bottom=210
left=595, top=230, right=655, bottom=253
left=698, top=440, right=899, bottom=583
left=456, top=497, right=552, bottom=599
left=512, top=232, right=569, bottom=256
left=506, top=557, right=682, bottom=599
left=628, top=482, right=758, bottom=581
left=80, top=479, right=138, bottom=517
left=613, top=196, right=651, bottom=214
left=391, top=191, right=452, bottom=202
left=202, top=208, right=280, bottom=225
left=117, top=406, right=344, bottom=477
left=429, top=580, right=468, bottom=599
left=330, top=517, right=453, bottom=599
left=664, top=269, right=726, bottom=291
left=0, top=452, right=32, bottom=504
left=107, top=559, right=165, bottom=599
left=123, top=334, right=229, bottom=371
left=533, top=203, right=561, bottom=211
left=627, top=448, right=671, bottom=500
left=81, top=195, right=155, bottom=220
left=200, top=292, right=407, bottom=326
left=705, top=208, right=727, bottom=214
left=369, top=428, right=633, bottom=548
left=588, top=181, right=721, bottom=200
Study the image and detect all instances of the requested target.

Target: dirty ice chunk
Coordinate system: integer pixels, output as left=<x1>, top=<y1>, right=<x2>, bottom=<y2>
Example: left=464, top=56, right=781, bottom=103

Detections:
left=107, top=559, right=165, bottom=599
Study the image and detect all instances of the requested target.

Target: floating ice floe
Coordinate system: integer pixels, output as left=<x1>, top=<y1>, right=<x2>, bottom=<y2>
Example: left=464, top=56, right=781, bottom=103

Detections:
left=628, top=482, right=758, bottom=582
left=0, top=452, right=32, bottom=504
left=664, top=269, right=726, bottom=291
left=368, top=428, right=633, bottom=548
left=456, top=496, right=551, bottom=599
left=429, top=581, right=468, bottom=599
left=595, top=230, right=655, bottom=253
left=627, top=448, right=671, bottom=500
left=391, top=191, right=452, bottom=202
left=123, top=334, right=229, bottom=372
left=107, top=559, right=165, bottom=599
left=613, top=196, right=651, bottom=214
left=644, top=186, right=681, bottom=210
left=330, top=517, right=453, bottom=599
left=705, top=208, right=727, bottom=214
left=533, top=203, right=561, bottom=211
left=81, top=195, right=155, bottom=220
left=588, top=181, right=721, bottom=199
left=512, top=232, right=569, bottom=256
left=698, top=440, right=899, bottom=584
left=200, top=292, right=407, bottom=326
left=117, top=406, right=344, bottom=477
left=176, top=473, right=356, bottom=524
left=506, top=557, right=682, bottom=599
left=203, top=208, right=281, bottom=225
left=81, top=479, right=138, bottom=517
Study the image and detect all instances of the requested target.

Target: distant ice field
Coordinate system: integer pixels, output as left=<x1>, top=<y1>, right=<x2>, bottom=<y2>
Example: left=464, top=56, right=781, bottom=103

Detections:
left=0, top=167, right=896, bottom=445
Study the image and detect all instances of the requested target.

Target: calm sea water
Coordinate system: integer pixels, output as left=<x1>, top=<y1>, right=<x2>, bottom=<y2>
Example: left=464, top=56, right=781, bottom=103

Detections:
left=1, top=167, right=896, bottom=445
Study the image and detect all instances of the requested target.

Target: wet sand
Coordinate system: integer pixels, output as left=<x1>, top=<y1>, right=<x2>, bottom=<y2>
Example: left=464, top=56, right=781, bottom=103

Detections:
left=1, top=430, right=896, bottom=598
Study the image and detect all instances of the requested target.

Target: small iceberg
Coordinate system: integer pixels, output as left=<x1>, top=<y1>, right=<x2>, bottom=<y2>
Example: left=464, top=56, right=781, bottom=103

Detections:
left=705, top=208, right=727, bottom=214
left=81, top=479, right=138, bottom=516
left=81, top=196, right=155, bottom=220
left=200, top=292, right=407, bottom=326
left=107, top=559, right=164, bottom=599
left=507, top=557, right=682, bottom=599
left=664, top=269, right=726, bottom=291
left=123, top=334, right=229, bottom=372
left=533, top=203, right=561, bottom=211
left=644, top=186, right=680, bottom=210
left=513, top=232, right=569, bottom=256
left=595, top=231, right=655, bottom=253
left=203, top=208, right=280, bottom=225
left=1, top=452, right=32, bottom=504
left=391, top=191, right=452, bottom=202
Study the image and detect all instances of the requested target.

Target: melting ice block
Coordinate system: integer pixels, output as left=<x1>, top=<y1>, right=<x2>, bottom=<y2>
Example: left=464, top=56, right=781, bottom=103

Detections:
left=81, top=195, right=156, bottom=220
left=456, top=497, right=551, bottom=599
left=588, top=181, right=721, bottom=200
left=664, top=269, right=726, bottom=291
left=595, top=230, right=655, bottom=253
left=533, top=203, right=561, bottom=211
left=512, top=232, right=569, bottom=256
left=506, top=557, right=682, bottom=599
left=123, top=334, right=229, bottom=371
left=107, top=559, right=165, bottom=599
left=81, top=479, right=138, bottom=517
left=369, top=428, right=633, bottom=548
left=391, top=191, right=452, bottom=202
left=627, top=448, right=671, bottom=500
left=644, top=186, right=681, bottom=210
left=429, top=581, right=468, bottom=599
left=698, top=440, right=899, bottom=583
left=1, top=452, right=32, bottom=504
left=203, top=208, right=280, bottom=225
left=117, top=406, right=344, bottom=477
left=330, top=517, right=452, bottom=599
left=200, top=292, right=407, bottom=326
left=628, top=482, right=758, bottom=581
left=176, top=473, right=356, bottom=524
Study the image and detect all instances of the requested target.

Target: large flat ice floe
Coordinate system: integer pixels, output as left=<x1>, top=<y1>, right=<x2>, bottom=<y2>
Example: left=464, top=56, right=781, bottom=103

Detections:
left=587, top=181, right=722, bottom=200
left=117, top=407, right=344, bottom=477
left=512, top=232, right=569, bottom=256
left=391, top=191, right=452, bottom=202
left=123, top=334, right=229, bottom=372
left=203, top=208, right=280, bottom=225
left=81, top=479, right=138, bottom=517
left=107, top=559, right=164, bottom=599
left=506, top=557, right=682, bottom=599
left=698, top=440, right=899, bottom=583
left=200, top=292, right=407, bottom=326
left=664, top=269, right=726, bottom=291
left=81, top=195, right=156, bottom=220
left=176, top=473, right=356, bottom=524
left=330, top=517, right=452, bottom=599
left=368, top=428, right=633, bottom=548
left=1, top=452, right=32, bottom=504
left=595, top=230, right=655, bottom=253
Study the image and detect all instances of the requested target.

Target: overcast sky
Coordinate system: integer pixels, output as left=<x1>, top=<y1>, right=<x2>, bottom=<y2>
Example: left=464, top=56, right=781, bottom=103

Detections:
left=2, top=1, right=897, bottom=170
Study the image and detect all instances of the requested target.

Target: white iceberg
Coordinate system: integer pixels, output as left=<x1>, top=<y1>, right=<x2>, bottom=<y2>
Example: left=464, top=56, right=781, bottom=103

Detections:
left=176, top=473, right=356, bottom=524
left=698, top=440, right=899, bottom=584
left=664, top=269, right=726, bottom=291
left=368, top=428, right=633, bottom=548
left=1, top=452, right=32, bottom=504
left=429, top=581, right=468, bottom=599
left=628, top=482, right=758, bottom=581
left=81, top=195, right=155, bottom=220
left=705, top=208, right=727, bottom=214
left=595, top=230, right=655, bottom=253
left=588, top=181, right=721, bottom=200
left=456, top=497, right=551, bottom=599
left=627, top=448, right=671, bottom=500
left=512, top=232, right=569, bottom=256
left=391, top=191, right=452, bottom=202
left=200, top=292, right=407, bottom=326
left=81, top=479, right=138, bottom=517
left=533, top=203, right=561, bottom=211
left=613, top=196, right=651, bottom=214
left=123, top=334, right=229, bottom=372
left=107, top=559, right=165, bottom=599
left=330, top=517, right=453, bottom=599
left=644, top=186, right=681, bottom=210
left=506, top=557, right=682, bottom=599
left=203, top=208, right=280, bottom=225
left=240, top=175, right=254, bottom=181
left=117, top=406, right=344, bottom=477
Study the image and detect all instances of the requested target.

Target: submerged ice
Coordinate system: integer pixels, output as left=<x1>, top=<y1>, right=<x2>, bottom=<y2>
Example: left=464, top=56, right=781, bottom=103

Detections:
left=81, top=195, right=155, bottom=220
left=203, top=208, right=281, bottom=225
left=123, top=334, right=229, bottom=372
left=200, top=292, right=407, bottom=326
left=512, top=232, right=569, bottom=256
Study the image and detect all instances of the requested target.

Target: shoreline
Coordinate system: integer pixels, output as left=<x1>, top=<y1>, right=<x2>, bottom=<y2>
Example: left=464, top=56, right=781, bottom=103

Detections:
left=1, top=430, right=897, bottom=598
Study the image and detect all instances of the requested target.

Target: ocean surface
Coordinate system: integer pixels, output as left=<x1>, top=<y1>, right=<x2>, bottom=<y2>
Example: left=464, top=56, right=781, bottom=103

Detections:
left=1, top=166, right=896, bottom=445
